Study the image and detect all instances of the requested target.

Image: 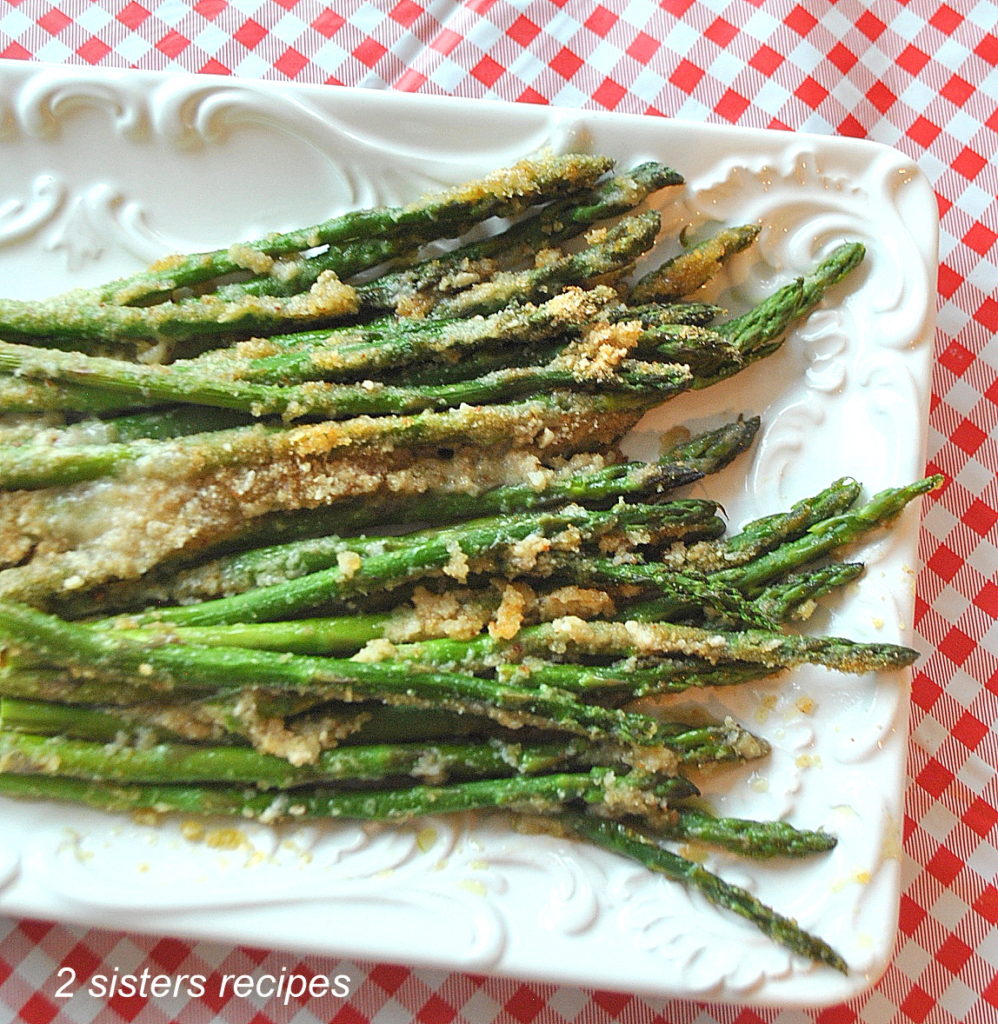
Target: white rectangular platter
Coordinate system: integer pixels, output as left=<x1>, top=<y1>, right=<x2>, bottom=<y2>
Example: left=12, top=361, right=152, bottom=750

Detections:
left=0, top=60, right=938, bottom=1007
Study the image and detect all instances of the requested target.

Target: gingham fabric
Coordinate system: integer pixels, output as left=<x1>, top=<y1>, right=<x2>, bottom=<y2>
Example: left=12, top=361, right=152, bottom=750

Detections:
left=0, top=2, right=995, bottom=1022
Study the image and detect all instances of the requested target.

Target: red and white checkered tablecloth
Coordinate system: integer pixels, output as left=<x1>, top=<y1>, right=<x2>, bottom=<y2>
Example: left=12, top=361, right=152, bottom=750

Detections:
left=0, top=2, right=995, bottom=1022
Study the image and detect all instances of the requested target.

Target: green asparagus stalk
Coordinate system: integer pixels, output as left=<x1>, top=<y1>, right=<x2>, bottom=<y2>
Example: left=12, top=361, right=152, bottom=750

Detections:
left=0, top=276, right=363, bottom=352
left=749, top=562, right=865, bottom=621
left=562, top=815, right=847, bottom=972
left=0, top=389, right=651, bottom=491
left=0, top=765, right=682, bottom=825
left=637, top=323, right=744, bottom=378
left=381, top=616, right=917, bottom=677
left=30, top=152, right=616, bottom=309
left=631, top=225, right=761, bottom=304
left=600, top=477, right=923, bottom=628
left=244, top=694, right=766, bottom=767
left=427, top=211, right=661, bottom=319
left=0, top=419, right=282, bottom=491
left=622, top=562, right=864, bottom=627
left=379, top=339, right=567, bottom=387
left=203, top=229, right=428, bottom=302
left=712, top=476, right=943, bottom=593
left=591, top=477, right=866, bottom=612
left=48, top=445, right=727, bottom=616
left=195, top=299, right=725, bottom=392
left=0, top=374, right=142, bottom=416
left=526, top=618, right=917, bottom=673
left=382, top=305, right=728, bottom=386
left=110, top=613, right=401, bottom=656
left=0, top=665, right=171, bottom=706
left=97, top=502, right=723, bottom=626
left=713, top=242, right=866, bottom=361
left=174, top=286, right=619, bottom=387
left=637, top=722, right=770, bottom=765
left=658, top=415, right=760, bottom=472
left=0, top=696, right=196, bottom=743
left=0, top=602, right=683, bottom=748
left=721, top=478, right=863, bottom=562
left=0, top=687, right=482, bottom=750
left=610, top=301, right=724, bottom=328
left=121, top=496, right=719, bottom=603
left=0, top=729, right=701, bottom=792
left=498, top=658, right=780, bottom=697
left=0, top=676, right=767, bottom=770
left=303, top=702, right=492, bottom=746
left=0, top=337, right=692, bottom=421
left=59, top=406, right=254, bottom=445
left=356, top=161, right=683, bottom=313
left=142, top=415, right=759, bottom=564
left=662, top=807, right=838, bottom=859
left=541, top=557, right=780, bottom=629
left=65, top=500, right=718, bottom=618
left=630, top=242, right=867, bottom=393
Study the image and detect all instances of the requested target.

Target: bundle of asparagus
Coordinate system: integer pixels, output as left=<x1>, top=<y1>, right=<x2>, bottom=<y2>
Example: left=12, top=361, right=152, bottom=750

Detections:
left=0, top=150, right=937, bottom=972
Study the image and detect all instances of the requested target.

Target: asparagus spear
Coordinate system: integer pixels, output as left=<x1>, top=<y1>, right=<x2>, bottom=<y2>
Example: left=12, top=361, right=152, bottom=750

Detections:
left=7, top=238, right=856, bottom=491
left=168, top=286, right=620, bottom=387
left=711, top=476, right=943, bottom=592
left=522, top=618, right=918, bottom=674
left=622, top=561, right=864, bottom=627
left=388, top=305, right=728, bottom=390
left=201, top=229, right=429, bottom=302
left=378, top=338, right=567, bottom=387
left=0, top=729, right=700, bottom=790
left=540, top=557, right=780, bottom=629
left=0, top=337, right=692, bottom=421
left=0, top=374, right=142, bottom=416
left=44, top=411, right=757, bottom=618
left=631, top=225, right=761, bottom=303
left=56, top=406, right=253, bottom=445
left=63, top=479, right=717, bottom=613
left=0, top=275, right=364, bottom=352
left=637, top=323, right=744, bottom=378
left=607, top=301, right=724, bottom=328
left=0, top=601, right=684, bottom=748
left=556, top=535, right=866, bottom=631
left=658, top=414, right=760, bottom=472
left=636, top=722, right=769, bottom=765
left=48, top=444, right=721, bottom=615
left=185, top=299, right=724, bottom=392
left=662, top=808, right=838, bottom=859
left=260, top=697, right=765, bottom=768
left=0, top=696, right=214, bottom=744
left=22, top=152, right=616, bottom=310
left=0, top=765, right=684, bottom=825
left=562, top=815, right=847, bottom=972
left=380, top=616, right=917, bottom=677
left=0, top=419, right=281, bottom=491
left=721, top=478, right=863, bottom=563
left=21, top=617, right=777, bottom=701
left=0, top=695, right=730, bottom=767
left=427, top=211, right=662, bottom=319
left=98, top=502, right=724, bottom=626
left=356, top=161, right=683, bottom=313
left=589, top=477, right=932, bottom=635
left=711, top=242, right=866, bottom=364
left=498, top=658, right=780, bottom=698
left=136, top=415, right=759, bottom=565
left=612, top=242, right=866, bottom=394
left=0, top=389, right=651, bottom=491
left=749, top=562, right=865, bottom=621
left=99, top=613, right=401, bottom=656
left=0, top=665, right=170, bottom=706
